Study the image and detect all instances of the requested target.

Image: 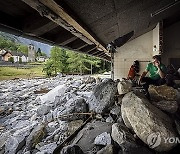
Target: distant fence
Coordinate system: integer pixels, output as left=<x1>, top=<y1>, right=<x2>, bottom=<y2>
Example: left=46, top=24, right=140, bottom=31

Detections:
left=0, top=61, right=41, bottom=68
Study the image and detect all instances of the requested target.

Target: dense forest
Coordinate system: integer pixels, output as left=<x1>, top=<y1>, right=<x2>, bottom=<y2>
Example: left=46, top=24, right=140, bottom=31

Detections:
left=43, top=46, right=111, bottom=76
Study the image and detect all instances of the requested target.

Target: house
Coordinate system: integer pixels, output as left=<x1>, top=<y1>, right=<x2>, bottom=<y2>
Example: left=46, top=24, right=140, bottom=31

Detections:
left=36, top=56, right=46, bottom=62
left=0, top=50, right=13, bottom=61
left=11, top=51, right=28, bottom=63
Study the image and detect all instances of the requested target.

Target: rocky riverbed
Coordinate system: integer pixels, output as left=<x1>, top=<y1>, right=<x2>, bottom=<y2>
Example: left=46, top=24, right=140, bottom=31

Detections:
left=0, top=76, right=180, bottom=154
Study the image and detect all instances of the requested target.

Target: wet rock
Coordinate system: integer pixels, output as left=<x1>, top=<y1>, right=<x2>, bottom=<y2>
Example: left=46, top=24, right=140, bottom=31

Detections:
left=96, top=144, right=114, bottom=154
left=117, top=79, right=132, bottom=95
left=152, top=100, right=178, bottom=114
left=149, top=85, right=178, bottom=101
left=121, top=92, right=178, bottom=151
left=26, top=124, right=46, bottom=151
left=60, top=144, right=84, bottom=154
left=88, top=79, right=117, bottom=114
left=94, top=132, right=111, bottom=145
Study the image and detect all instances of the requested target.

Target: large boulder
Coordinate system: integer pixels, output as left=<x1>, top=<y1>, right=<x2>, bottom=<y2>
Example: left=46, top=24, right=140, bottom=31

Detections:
left=55, top=96, right=88, bottom=121
left=148, top=85, right=177, bottom=101
left=25, top=124, right=46, bottom=151
left=72, top=121, right=112, bottom=154
left=121, top=92, right=178, bottom=152
left=96, top=144, right=114, bottom=154
left=152, top=100, right=178, bottom=114
left=39, top=84, right=67, bottom=104
left=60, top=144, right=84, bottom=154
left=5, top=126, right=31, bottom=154
left=111, top=123, right=152, bottom=154
left=88, top=79, right=117, bottom=114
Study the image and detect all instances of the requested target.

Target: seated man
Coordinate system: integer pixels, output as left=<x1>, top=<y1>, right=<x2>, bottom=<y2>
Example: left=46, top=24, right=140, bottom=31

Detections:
left=127, top=60, right=140, bottom=86
left=138, top=55, right=167, bottom=98
left=127, top=60, right=140, bottom=80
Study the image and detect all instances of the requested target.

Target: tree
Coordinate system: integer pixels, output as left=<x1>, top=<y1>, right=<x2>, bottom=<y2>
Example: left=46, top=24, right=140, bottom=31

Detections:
left=41, top=52, right=47, bottom=57
left=43, top=59, right=54, bottom=77
left=85, top=56, right=101, bottom=74
left=49, top=46, right=69, bottom=75
left=17, top=45, right=28, bottom=54
left=36, top=48, right=42, bottom=57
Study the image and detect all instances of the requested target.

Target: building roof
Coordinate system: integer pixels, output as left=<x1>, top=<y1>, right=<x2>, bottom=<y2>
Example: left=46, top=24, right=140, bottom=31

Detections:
left=1, top=50, right=13, bottom=56
left=0, top=0, right=180, bottom=61
left=11, top=51, right=28, bottom=57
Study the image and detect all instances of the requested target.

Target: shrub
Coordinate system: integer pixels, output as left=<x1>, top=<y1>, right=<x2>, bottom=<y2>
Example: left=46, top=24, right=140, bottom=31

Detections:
left=8, top=57, right=14, bottom=63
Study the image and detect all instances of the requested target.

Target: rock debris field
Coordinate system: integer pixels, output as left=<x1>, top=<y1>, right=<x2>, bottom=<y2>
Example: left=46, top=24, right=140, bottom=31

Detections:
left=0, top=76, right=180, bottom=154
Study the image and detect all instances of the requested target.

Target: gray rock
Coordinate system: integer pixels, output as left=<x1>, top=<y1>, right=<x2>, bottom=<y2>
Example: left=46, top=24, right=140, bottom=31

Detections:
left=57, top=96, right=88, bottom=121
left=60, top=144, right=84, bottom=154
left=39, top=142, right=57, bottom=153
left=121, top=92, right=178, bottom=152
left=37, top=104, right=51, bottom=116
left=72, top=121, right=112, bottom=154
left=0, top=131, right=11, bottom=150
left=40, top=84, right=67, bottom=104
left=94, top=132, right=111, bottom=145
left=67, top=120, right=84, bottom=135
left=84, top=76, right=96, bottom=84
left=117, top=80, right=132, bottom=95
left=25, top=124, right=46, bottom=151
left=112, top=123, right=152, bottom=154
left=106, top=116, right=114, bottom=123
left=111, top=123, right=136, bottom=146
left=110, top=105, right=121, bottom=116
left=152, top=100, right=178, bottom=114
left=24, top=151, right=31, bottom=154
left=79, top=84, right=86, bottom=90
left=88, top=79, right=117, bottom=114
left=96, top=144, right=114, bottom=154
left=148, top=85, right=178, bottom=101
left=175, top=119, right=180, bottom=136
left=5, top=126, right=31, bottom=154
left=46, top=112, right=53, bottom=122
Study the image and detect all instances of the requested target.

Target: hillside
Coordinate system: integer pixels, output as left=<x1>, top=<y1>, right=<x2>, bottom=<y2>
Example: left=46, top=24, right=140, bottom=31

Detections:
left=0, top=31, right=51, bottom=56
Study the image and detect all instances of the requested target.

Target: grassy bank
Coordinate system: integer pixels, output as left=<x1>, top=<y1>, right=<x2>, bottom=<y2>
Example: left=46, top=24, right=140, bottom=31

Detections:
left=0, top=66, right=45, bottom=80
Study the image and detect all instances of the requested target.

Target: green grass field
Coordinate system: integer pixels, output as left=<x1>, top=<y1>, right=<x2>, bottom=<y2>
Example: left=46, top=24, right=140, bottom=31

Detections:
left=0, top=66, right=45, bottom=80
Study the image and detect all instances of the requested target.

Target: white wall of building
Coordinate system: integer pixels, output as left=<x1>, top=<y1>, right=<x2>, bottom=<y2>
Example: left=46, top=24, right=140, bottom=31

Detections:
left=21, top=55, right=28, bottom=62
left=13, top=55, right=28, bottom=62
left=13, top=56, right=19, bottom=62
left=114, top=23, right=160, bottom=79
